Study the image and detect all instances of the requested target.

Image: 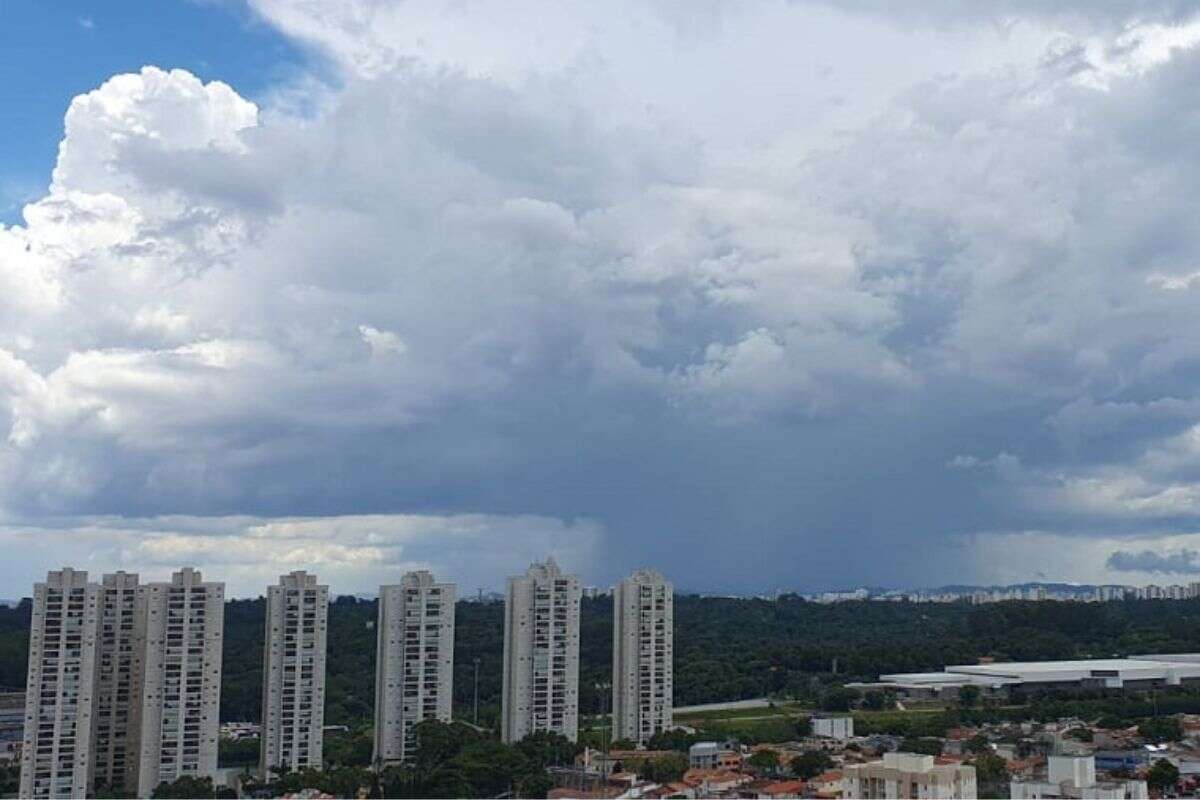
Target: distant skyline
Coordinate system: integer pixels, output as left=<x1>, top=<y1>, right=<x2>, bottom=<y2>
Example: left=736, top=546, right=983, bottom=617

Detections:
left=7, top=1, right=1200, bottom=597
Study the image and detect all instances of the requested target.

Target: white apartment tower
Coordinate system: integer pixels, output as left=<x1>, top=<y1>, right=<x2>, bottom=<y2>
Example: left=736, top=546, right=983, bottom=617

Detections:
left=260, top=571, right=329, bottom=776
left=19, top=568, right=102, bottom=800
left=92, top=572, right=139, bottom=792
left=501, top=558, right=581, bottom=744
left=127, top=568, right=225, bottom=797
left=611, top=569, right=673, bottom=746
left=373, top=571, right=456, bottom=765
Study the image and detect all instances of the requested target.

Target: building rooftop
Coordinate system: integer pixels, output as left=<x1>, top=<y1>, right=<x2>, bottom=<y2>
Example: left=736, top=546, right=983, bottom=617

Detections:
left=855, top=654, right=1200, bottom=691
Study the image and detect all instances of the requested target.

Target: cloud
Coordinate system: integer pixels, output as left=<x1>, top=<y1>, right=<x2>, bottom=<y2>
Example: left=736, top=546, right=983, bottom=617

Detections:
left=359, top=325, right=407, bottom=358
left=0, top=512, right=604, bottom=597
left=8, top=3, right=1200, bottom=592
left=812, top=0, right=1200, bottom=26
left=1107, top=547, right=1200, bottom=574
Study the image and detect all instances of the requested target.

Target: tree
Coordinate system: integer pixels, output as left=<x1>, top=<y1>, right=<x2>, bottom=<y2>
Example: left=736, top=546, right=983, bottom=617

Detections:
left=861, top=690, right=893, bottom=711
left=819, top=688, right=860, bottom=712
left=515, top=730, right=582, bottom=769
left=646, top=728, right=702, bottom=752
left=790, top=750, right=833, bottom=780
left=412, top=719, right=481, bottom=774
left=1147, top=759, right=1180, bottom=794
left=610, top=737, right=636, bottom=751
left=516, top=770, right=554, bottom=799
left=0, top=765, right=18, bottom=796
left=217, top=736, right=260, bottom=767
left=450, top=740, right=535, bottom=798
left=1065, top=727, right=1093, bottom=742
left=324, top=726, right=375, bottom=767
left=899, top=737, right=943, bottom=756
left=642, top=753, right=689, bottom=783
left=747, top=749, right=780, bottom=774
left=152, top=776, right=218, bottom=799
left=964, top=734, right=991, bottom=755
left=970, top=753, right=1010, bottom=800
left=1139, top=717, right=1182, bottom=743
left=958, top=685, right=981, bottom=708
left=378, top=765, right=420, bottom=799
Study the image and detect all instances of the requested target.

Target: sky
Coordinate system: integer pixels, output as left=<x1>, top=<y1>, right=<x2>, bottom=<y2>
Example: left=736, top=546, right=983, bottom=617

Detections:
left=5, top=1, right=1200, bottom=596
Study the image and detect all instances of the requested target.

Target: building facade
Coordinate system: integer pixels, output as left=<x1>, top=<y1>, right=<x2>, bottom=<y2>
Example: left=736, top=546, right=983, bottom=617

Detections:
left=688, top=741, right=743, bottom=770
left=1010, top=755, right=1148, bottom=800
left=501, top=559, right=581, bottom=743
left=261, top=571, right=329, bottom=776
left=92, top=571, right=139, bottom=792
left=373, top=571, right=456, bottom=765
left=19, top=568, right=102, bottom=800
left=811, top=716, right=854, bottom=740
left=127, top=568, right=225, bottom=797
left=842, top=752, right=977, bottom=799
left=611, top=569, right=673, bottom=746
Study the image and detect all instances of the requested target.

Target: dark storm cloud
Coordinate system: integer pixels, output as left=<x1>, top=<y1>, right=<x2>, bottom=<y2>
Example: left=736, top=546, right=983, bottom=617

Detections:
left=1107, top=548, right=1200, bottom=574
left=7, top=3, right=1200, bottom=594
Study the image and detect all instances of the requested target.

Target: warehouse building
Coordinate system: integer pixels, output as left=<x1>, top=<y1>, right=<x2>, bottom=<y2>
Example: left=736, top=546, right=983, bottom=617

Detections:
left=848, top=654, right=1200, bottom=700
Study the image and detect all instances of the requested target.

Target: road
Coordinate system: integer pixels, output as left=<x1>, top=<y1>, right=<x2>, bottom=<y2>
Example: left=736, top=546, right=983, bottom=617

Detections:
left=673, top=698, right=773, bottom=715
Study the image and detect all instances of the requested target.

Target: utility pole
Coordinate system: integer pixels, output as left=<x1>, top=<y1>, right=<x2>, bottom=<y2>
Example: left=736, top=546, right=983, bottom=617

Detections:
left=474, top=658, right=481, bottom=725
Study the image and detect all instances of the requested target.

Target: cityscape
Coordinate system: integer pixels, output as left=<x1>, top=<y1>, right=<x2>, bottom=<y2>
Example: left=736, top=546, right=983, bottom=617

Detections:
left=10, top=0, right=1200, bottom=798
left=803, top=584, right=1200, bottom=606
left=6, top=562, right=1200, bottom=798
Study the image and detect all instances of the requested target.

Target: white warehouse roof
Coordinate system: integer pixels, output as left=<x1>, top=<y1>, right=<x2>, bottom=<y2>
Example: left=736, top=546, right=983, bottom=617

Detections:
left=857, top=654, right=1200, bottom=691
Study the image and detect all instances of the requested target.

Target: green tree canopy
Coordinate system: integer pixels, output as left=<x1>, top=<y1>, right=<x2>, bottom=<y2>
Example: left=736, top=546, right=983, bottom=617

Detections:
left=790, top=750, right=834, bottom=779
left=1147, top=758, right=1180, bottom=793
left=747, top=749, right=780, bottom=773
left=1139, top=716, right=1182, bottom=743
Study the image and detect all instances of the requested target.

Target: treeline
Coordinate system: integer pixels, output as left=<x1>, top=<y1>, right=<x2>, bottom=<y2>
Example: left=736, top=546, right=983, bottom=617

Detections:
left=3, top=594, right=1200, bottom=725
left=853, top=686, right=1200, bottom=738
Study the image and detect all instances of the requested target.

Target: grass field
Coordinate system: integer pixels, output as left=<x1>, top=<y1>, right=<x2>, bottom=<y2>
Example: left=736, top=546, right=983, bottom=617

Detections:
left=673, top=702, right=808, bottom=723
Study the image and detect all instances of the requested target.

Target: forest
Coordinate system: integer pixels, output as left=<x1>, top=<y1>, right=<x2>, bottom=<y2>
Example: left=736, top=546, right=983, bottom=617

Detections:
left=4, top=593, right=1200, bottom=729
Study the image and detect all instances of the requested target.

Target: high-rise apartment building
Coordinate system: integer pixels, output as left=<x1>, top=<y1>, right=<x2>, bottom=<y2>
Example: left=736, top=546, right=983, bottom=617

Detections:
left=127, top=568, right=224, bottom=797
left=260, top=571, right=329, bottom=776
left=611, top=569, right=673, bottom=746
left=501, top=558, right=580, bottom=744
left=92, top=571, right=139, bottom=792
left=373, top=571, right=456, bottom=765
left=19, top=568, right=102, bottom=800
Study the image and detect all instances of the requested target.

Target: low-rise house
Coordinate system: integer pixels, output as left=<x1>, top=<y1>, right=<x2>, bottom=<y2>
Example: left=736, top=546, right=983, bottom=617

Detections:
left=1094, top=750, right=1152, bottom=772
left=993, top=742, right=1020, bottom=760
left=742, top=778, right=807, bottom=798
left=796, top=736, right=847, bottom=753
left=842, top=752, right=978, bottom=799
left=682, top=768, right=753, bottom=796
left=689, top=741, right=743, bottom=771
left=1170, top=747, right=1200, bottom=775
left=1006, top=754, right=1046, bottom=781
left=579, top=748, right=683, bottom=777
left=808, top=770, right=843, bottom=798
left=1009, top=755, right=1148, bottom=800
left=641, top=781, right=695, bottom=799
